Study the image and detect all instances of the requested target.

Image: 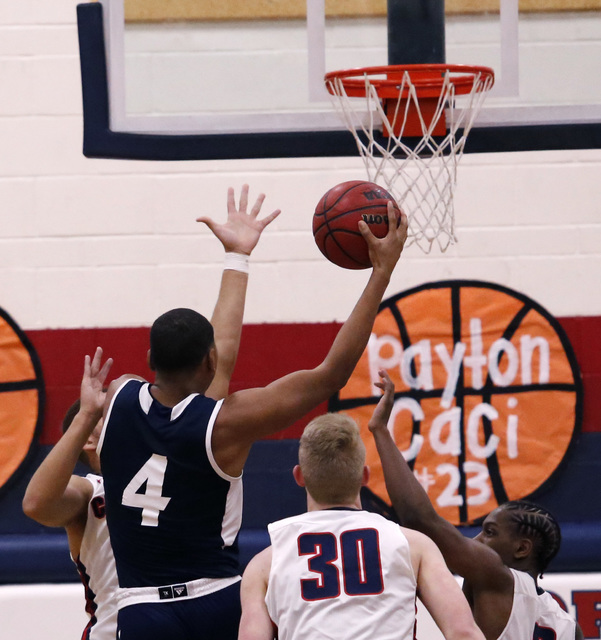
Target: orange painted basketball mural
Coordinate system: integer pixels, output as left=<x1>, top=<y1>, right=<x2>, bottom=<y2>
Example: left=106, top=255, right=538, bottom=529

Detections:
left=0, top=307, right=44, bottom=496
left=330, top=281, right=583, bottom=525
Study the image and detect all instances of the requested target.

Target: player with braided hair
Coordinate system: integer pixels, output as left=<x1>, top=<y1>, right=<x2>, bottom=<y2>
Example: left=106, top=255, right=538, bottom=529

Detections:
left=499, top=501, right=562, bottom=575
left=369, top=370, right=583, bottom=640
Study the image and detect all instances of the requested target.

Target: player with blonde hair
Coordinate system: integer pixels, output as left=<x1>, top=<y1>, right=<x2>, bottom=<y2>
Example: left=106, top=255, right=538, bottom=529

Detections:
left=239, top=407, right=486, bottom=640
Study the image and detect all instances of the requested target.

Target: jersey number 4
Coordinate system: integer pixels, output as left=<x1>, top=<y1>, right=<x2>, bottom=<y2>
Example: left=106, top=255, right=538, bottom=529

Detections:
left=122, top=454, right=171, bottom=527
left=298, top=529, right=384, bottom=600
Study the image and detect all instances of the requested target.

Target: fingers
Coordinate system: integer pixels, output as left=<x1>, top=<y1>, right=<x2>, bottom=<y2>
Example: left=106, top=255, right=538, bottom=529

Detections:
left=99, top=357, right=114, bottom=384
left=89, top=346, right=103, bottom=376
left=259, top=208, right=281, bottom=228
left=397, top=211, right=409, bottom=242
left=358, top=219, right=373, bottom=240
left=373, top=369, right=394, bottom=394
left=249, top=193, right=266, bottom=218
left=226, top=186, right=236, bottom=213
left=196, top=216, right=217, bottom=232
left=238, top=183, right=250, bottom=213
left=83, top=354, right=91, bottom=378
left=86, top=347, right=112, bottom=384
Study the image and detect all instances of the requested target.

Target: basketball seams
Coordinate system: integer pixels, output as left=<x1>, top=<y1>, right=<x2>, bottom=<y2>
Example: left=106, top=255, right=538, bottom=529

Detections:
left=313, top=180, right=400, bottom=269
left=321, top=180, right=368, bottom=212
left=324, top=230, right=369, bottom=269
left=313, top=204, right=395, bottom=235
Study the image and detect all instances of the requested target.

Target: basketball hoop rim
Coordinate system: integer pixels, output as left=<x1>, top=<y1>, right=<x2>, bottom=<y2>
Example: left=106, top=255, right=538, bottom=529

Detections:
left=325, top=64, right=495, bottom=99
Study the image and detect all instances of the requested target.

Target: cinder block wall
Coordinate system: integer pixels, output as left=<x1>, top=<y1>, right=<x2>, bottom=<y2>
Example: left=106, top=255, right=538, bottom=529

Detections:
left=1, top=4, right=600, bottom=331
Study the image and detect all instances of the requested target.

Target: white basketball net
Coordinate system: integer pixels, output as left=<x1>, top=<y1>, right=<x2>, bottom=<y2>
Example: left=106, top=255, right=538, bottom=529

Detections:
left=326, top=69, right=494, bottom=253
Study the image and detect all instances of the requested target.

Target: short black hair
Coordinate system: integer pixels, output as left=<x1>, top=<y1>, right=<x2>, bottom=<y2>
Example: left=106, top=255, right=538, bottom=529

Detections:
left=500, top=500, right=562, bottom=575
left=61, top=398, right=92, bottom=468
left=149, top=308, right=214, bottom=373
left=62, top=398, right=80, bottom=434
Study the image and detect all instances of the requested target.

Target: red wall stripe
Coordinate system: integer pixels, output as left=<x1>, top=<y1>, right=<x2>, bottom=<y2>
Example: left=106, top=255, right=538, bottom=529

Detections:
left=26, top=316, right=600, bottom=446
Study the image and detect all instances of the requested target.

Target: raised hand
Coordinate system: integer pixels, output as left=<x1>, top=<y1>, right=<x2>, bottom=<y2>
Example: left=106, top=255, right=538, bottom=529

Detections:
left=196, top=184, right=281, bottom=256
left=80, top=347, right=113, bottom=420
left=359, top=202, right=408, bottom=276
left=368, top=369, right=396, bottom=434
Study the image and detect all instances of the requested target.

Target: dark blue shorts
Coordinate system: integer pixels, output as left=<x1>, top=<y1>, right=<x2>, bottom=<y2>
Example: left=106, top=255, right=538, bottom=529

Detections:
left=117, top=581, right=241, bottom=640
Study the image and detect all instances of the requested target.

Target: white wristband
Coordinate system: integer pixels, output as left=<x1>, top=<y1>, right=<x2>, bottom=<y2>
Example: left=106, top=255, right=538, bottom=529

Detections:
left=224, top=252, right=250, bottom=274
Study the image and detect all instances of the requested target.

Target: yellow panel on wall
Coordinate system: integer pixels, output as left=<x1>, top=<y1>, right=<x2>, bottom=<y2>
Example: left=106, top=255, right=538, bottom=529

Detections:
left=123, top=0, right=601, bottom=23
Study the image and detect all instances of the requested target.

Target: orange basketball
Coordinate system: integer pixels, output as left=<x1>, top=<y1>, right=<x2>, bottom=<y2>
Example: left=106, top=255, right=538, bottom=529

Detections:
left=313, top=180, right=401, bottom=270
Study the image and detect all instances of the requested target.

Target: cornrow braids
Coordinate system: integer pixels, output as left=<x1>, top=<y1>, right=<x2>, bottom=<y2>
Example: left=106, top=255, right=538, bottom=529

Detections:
left=500, top=500, right=562, bottom=574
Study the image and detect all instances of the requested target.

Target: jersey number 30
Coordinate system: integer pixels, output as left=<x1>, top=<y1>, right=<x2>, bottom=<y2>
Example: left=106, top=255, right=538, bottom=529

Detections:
left=298, top=529, right=384, bottom=600
left=122, top=454, right=171, bottom=527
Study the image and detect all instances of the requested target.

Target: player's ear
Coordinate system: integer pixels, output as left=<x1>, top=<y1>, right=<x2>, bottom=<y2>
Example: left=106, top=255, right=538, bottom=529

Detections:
left=362, top=465, right=370, bottom=486
left=293, top=465, right=305, bottom=488
left=207, top=345, right=217, bottom=374
left=147, top=349, right=154, bottom=371
left=514, top=536, right=533, bottom=560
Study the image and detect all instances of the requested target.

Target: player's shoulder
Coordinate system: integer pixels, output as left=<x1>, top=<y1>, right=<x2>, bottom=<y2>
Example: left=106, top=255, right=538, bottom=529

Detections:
left=104, top=375, right=147, bottom=416
left=82, top=472, right=104, bottom=497
left=243, top=546, right=272, bottom=582
left=69, top=472, right=97, bottom=499
left=108, top=374, right=145, bottom=394
left=399, top=525, right=436, bottom=548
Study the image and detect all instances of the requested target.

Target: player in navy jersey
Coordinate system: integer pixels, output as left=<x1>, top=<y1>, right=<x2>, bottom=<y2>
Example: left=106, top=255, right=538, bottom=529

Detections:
left=23, top=184, right=277, bottom=640
left=238, top=405, right=485, bottom=640
left=368, top=370, right=584, bottom=640
left=99, top=199, right=409, bottom=640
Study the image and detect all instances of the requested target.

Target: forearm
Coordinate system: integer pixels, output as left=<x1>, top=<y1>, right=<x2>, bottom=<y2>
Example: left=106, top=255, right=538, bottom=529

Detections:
left=320, top=268, right=391, bottom=389
left=206, top=268, right=249, bottom=399
left=211, top=269, right=248, bottom=371
left=371, top=427, right=440, bottom=530
left=22, top=410, right=98, bottom=523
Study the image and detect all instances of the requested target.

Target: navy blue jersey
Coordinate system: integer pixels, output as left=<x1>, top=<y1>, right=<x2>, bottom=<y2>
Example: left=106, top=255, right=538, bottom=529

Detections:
left=98, top=379, right=242, bottom=588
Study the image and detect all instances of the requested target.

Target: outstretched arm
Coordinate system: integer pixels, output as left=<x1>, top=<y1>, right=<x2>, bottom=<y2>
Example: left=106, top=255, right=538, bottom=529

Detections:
left=239, top=548, right=275, bottom=640
left=213, top=205, right=408, bottom=475
left=406, top=528, right=484, bottom=640
left=368, top=370, right=512, bottom=588
left=23, top=348, right=112, bottom=529
left=200, top=184, right=280, bottom=400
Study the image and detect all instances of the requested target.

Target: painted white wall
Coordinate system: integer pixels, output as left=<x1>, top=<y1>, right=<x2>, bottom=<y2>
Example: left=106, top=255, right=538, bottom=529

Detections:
left=0, top=0, right=599, bottom=334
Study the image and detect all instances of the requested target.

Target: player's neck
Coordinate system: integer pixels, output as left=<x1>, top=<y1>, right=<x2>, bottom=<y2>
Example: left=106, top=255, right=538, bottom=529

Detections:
left=508, top=561, right=540, bottom=584
left=306, top=494, right=362, bottom=512
left=151, top=374, right=207, bottom=407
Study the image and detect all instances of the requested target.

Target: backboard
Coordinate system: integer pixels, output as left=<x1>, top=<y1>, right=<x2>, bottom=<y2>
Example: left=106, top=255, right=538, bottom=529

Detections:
left=77, top=0, right=601, bottom=159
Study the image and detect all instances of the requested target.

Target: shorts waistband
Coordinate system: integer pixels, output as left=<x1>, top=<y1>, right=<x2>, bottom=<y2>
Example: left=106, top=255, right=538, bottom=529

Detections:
left=117, top=575, right=241, bottom=609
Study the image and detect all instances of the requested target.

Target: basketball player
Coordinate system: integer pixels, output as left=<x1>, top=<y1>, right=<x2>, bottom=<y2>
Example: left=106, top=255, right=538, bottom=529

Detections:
left=22, top=184, right=277, bottom=640
left=368, top=369, right=584, bottom=640
left=98, top=202, right=408, bottom=640
left=238, top=410, right=486, bottom=640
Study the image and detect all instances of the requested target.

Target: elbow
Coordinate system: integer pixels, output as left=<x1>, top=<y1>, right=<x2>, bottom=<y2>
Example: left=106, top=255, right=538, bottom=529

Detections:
left=458, top=623, right=485, bottom=640
left=317, top=365, right=353, bottom=399
left=22, top=491, right=46, bottom=523
left=22, top=493, right=39, bottom=520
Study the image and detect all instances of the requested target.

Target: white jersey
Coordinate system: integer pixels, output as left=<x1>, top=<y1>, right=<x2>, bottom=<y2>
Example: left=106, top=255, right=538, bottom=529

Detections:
left=73, top=474, right=119, bottom=640
left=499, top=569, right=576, bottom=640
left=266, top=509, right=417, bottom=640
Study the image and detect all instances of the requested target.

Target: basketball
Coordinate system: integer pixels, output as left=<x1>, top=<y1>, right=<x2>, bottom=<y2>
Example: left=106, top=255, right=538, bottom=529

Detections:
left=313, top=180, right=401, bottom=270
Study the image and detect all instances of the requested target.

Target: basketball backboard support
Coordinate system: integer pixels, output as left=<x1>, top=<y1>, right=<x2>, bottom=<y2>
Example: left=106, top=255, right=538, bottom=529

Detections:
left=76, top=0, right=601, bottom=160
